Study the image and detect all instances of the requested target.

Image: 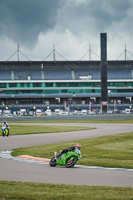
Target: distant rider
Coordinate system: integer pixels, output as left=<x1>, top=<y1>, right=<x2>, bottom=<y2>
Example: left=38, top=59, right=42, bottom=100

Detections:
left=57, top=143, right=81, bottom=158
left=2, top=121, right=9, bottom=133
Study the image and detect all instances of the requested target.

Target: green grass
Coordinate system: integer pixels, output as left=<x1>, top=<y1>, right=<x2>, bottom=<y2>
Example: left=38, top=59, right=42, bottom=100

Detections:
left=0, top=181, right=133, bottom=200
left=8, top=125, right=94, bottom=135
left=12, top=131, right=133, bottom=169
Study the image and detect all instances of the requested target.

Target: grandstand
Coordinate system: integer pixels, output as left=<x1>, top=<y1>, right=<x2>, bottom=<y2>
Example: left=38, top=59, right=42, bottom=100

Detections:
left=0, top=59, right=133, bottom=109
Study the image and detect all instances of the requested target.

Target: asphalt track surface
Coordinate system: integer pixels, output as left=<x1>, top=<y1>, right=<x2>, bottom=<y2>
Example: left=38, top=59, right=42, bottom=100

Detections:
left=0, top=123, right=133, bottom=187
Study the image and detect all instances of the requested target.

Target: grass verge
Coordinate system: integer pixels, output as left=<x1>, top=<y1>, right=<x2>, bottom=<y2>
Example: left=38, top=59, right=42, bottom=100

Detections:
left=0, top=181, right=133, bottom=200
left=8, top=125, right=94, bottom=135
left=12, top=131, right=133, bottom=169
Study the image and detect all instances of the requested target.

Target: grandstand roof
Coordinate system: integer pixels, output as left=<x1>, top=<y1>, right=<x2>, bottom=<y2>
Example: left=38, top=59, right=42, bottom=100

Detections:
left=0, top=60, right=133, bottom=70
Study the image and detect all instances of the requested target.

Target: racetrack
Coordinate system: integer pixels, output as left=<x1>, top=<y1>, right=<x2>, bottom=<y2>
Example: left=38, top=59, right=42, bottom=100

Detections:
left=0, top=123, right=133, bottom=187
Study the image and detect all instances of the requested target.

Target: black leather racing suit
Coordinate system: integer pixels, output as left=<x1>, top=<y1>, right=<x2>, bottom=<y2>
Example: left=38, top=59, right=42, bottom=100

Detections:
left=59, top=146, right=75, bottom=157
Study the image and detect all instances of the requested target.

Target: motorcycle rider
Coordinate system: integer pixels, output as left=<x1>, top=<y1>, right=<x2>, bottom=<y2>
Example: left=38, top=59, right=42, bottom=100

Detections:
left=2, top=121, right=9, bottom=133
left=57, top=143, right=81, bottom=158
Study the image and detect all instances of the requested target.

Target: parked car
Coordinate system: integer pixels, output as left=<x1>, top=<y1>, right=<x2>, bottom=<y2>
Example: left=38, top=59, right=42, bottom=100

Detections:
left=5, top=113, right=13, bottom=117
left=45, top=109, right=52, bottom=116
left=60, top=111, right=69, bottom=115
left=107, top=110, right=113, bottom=114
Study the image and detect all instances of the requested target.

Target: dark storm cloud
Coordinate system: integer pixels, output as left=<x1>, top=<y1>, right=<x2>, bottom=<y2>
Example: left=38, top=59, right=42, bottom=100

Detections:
left=0, top=0, right=133, bottom=60
left=0, top=0, right=63, bottom=46
left=57, top=0, right=132, bottom=34
left=89, top=0, right=131, bottom=26
left=0, top=0, right=132, bottom=46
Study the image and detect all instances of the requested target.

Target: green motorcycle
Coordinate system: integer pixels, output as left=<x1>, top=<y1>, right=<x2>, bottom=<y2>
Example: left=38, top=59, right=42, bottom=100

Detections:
left=49, top=149, right=82, bottom=168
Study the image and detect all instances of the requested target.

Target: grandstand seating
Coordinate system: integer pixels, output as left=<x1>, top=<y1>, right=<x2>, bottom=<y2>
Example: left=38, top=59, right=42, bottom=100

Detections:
left=75, top=69, right=132, bottom=80
left=0, top=67, right=132, bottom=80
left=74, top=69, right=100, bottom=80
left=44, top=70, right=72, bottom=80
left=0, top=70, right=11, bottom=80
left=14, top=69, right=41, bottom=80
left=108, top=69, right=132, bottom=79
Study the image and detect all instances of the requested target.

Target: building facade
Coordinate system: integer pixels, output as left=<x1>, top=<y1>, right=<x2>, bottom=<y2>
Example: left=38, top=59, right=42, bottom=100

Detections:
left=0, top=60, right=133, bottom=106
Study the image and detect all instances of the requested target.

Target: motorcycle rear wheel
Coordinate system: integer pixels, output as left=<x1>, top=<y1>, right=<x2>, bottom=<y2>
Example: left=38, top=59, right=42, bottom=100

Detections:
left=65, top=157, right=77, bottom=168
left=49, top=157, right=56, bottom=167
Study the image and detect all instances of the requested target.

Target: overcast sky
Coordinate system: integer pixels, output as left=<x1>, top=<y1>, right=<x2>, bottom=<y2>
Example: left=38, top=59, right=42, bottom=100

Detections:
left=0, top=0, right=133, bottom=61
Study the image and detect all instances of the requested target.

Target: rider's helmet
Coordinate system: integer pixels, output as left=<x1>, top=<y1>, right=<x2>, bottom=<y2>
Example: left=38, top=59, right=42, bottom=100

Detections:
left=75, top=143, right=81, bottom=150
left=4, top=121, right=6, bottom=124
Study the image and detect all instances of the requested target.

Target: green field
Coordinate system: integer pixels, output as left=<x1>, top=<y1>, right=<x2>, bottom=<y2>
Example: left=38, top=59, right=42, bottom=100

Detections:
left=0, top=181, right=133, bottom=200
left=8, top=124, right=94, bottom=135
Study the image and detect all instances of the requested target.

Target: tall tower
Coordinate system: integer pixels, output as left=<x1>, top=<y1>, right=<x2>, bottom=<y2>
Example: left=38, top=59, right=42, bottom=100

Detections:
left=100, top=33, right=108, bottom=114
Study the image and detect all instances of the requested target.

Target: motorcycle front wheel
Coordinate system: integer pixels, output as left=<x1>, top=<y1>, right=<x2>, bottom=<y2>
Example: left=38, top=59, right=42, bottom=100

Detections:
left=2, top=130, right=5, bottom=137
left=6, top=129, right=9, bottom=137
left=49, top=157, right=56, bottom=167
left=65, top=157, right=77, bottom=168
